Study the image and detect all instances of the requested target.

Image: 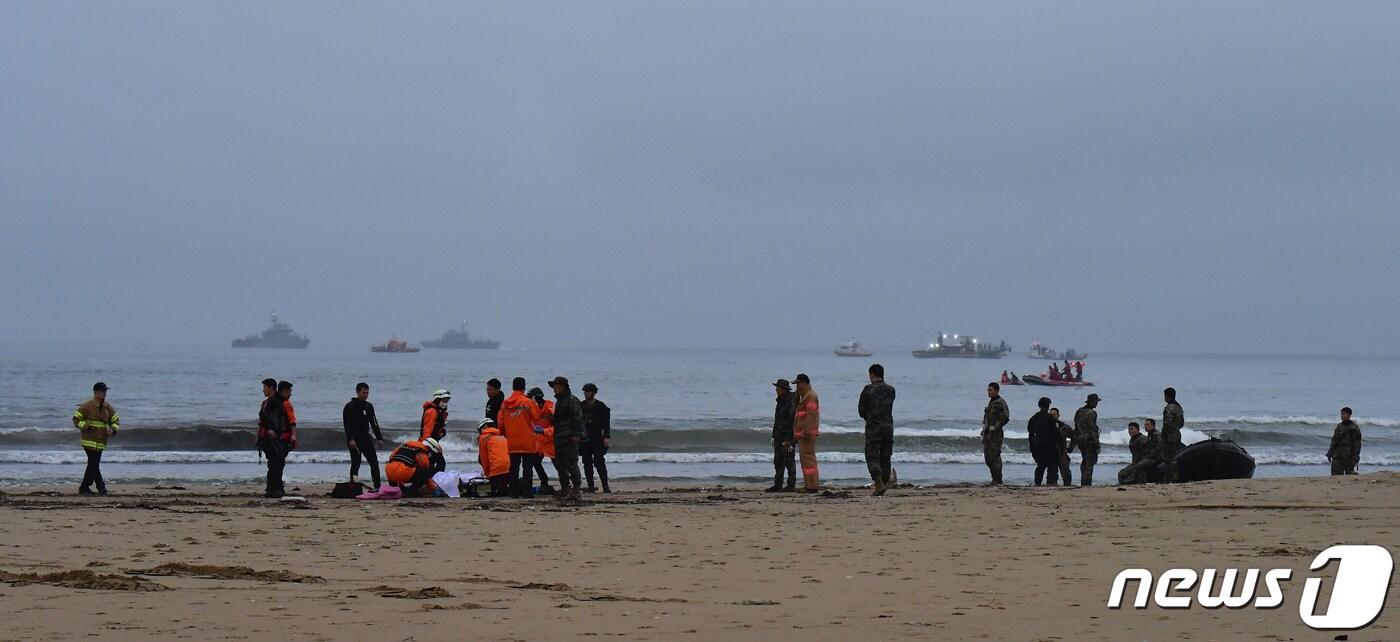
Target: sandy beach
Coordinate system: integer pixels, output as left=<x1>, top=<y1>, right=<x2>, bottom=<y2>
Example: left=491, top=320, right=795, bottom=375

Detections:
left=0, top=474, right=1395, bottom=641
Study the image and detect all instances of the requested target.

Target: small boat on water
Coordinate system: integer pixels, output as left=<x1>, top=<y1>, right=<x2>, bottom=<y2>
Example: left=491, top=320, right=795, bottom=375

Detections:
left=834, top=339, right=873, bottom=357
left=1174, top=438, right=1256, bottom=481
left=370, top=338, right=420, bottom=353
left=1028, top=341, right=1087, bottom=361
left=912, top=332, right=1011, bottom=359
left=1023, top=375, right=1094, bottom=387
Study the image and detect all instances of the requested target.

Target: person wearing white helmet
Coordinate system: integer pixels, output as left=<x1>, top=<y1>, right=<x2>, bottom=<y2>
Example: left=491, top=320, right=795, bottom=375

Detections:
left=420, top=389, right=451, bottom=441
left=386, top=435, right=446, bottom=497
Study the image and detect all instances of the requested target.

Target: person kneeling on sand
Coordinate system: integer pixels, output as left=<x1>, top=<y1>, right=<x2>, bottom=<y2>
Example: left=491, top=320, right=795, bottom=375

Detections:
left=386, top=437, right=445, bottom=497
left=477, top=419, right=511, bottom=496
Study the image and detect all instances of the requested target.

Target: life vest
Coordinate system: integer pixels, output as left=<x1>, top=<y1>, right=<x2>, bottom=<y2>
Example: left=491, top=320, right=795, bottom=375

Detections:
left=420, top=402, right=447, bottom=441
left=390, top=441, right=431, bottom=469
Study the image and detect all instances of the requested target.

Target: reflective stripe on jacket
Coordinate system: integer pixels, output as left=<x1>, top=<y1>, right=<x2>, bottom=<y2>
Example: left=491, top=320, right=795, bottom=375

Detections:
left=73, top=398, right=119, bottom=450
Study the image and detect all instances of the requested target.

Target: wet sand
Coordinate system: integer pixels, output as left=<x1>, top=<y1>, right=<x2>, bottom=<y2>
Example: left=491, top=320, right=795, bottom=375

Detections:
left=0, top=474, right=1395, bottom=641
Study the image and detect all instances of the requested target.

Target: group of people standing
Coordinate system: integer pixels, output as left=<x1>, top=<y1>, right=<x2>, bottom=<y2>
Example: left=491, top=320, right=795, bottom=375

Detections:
left=987, top=384, right=1186, bottom=486
left=255, top=375, right=612, bottom=501
left=479, top=376, right=612, bottom=501
left=768, top=364, right=898, bottom=496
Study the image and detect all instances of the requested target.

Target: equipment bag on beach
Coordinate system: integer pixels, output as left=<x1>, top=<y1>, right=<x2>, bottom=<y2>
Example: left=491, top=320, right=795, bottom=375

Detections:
left=329, top=482, right=367, bottom=498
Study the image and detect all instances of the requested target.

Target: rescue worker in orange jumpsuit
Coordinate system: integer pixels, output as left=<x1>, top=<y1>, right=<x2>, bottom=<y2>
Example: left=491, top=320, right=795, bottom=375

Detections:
left=528, top=387, right=556, bottom=495
left=793, top=374, right=821, bottom=492
left=420, top=389, right=450, bottom=441
left=477, top=419, right=510, bottom=497
left=386, top=437, right=444, bottom=497
left=499, top=377, right=540, bottom=497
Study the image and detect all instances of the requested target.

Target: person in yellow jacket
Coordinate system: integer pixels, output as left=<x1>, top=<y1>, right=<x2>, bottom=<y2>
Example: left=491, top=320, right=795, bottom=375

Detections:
left=73, top=382, right=119, bottom=495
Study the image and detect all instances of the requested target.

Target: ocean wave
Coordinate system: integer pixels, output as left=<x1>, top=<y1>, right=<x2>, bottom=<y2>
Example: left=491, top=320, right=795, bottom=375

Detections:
left=0, top=448, right=1388, bottom=467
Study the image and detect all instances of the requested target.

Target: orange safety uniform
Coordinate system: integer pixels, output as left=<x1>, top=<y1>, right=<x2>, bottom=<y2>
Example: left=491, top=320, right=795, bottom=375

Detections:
left=794, top=390, right=821, bottom=490
left=477, top=427, right=510, bottom=478
left=534, top=400, right=556, bottom=458
left=420, top=401, right=447, bottom=441
left=386, top=440, right=439, bottom=495
left=499, top=391, right=539, bottom=455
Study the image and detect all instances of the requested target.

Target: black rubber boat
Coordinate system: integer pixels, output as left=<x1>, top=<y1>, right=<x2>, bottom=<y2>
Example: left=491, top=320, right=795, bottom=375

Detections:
left=1174, top=437, right=1256, bottom=482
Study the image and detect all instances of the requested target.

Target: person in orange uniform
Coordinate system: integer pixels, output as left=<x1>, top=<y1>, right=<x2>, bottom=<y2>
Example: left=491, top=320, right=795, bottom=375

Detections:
left=476, top=419, right=510, bottom=497
left=386, top=437, right=444, bottom=497
left=498, top=378, right=540, bottom=497
left=527, top=387, right=557, bottom=495
left=793, top=373, right=821, bottom=492
left=420, top=389, right=450, bottom=441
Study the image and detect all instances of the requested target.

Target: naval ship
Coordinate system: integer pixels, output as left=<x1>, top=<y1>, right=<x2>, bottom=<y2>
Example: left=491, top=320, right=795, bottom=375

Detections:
left=422, top=321, right=500, bottom=350
left=231, top=313, right=310, bottom=349
left=911, top=332, right=1010, bottom=359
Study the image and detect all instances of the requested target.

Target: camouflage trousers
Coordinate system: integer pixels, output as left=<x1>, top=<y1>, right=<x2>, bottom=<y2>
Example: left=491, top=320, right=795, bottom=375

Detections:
left=1330, top=458, right=1358, bottom=475
left=864, top=425, right=894, bottom=484
left=1078, top=443, right=1099, bottom=486
left=1161, top=431, right=1182, bottom=482
left=1057, top=451, right=1073, bottom=486
left=552, top=437, right=582, bottom=491
left=982, top=428, right=1003, bottom=484
left=1117, top=458, right=1159, bottom=485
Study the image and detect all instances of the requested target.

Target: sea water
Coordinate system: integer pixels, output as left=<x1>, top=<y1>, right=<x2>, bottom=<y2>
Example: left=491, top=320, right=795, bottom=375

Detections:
left=1, top=344, right=1393, bottom=487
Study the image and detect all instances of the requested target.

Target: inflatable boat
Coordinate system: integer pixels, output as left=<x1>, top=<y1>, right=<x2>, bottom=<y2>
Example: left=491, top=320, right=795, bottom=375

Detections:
left=1174, top=437, right=1256, bottom=482
left=1022, top=375, right=1094, bottom=387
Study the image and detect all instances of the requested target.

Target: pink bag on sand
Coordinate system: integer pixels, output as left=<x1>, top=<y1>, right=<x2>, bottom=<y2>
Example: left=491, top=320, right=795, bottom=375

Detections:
left=356, top=486, right=402, bottom=500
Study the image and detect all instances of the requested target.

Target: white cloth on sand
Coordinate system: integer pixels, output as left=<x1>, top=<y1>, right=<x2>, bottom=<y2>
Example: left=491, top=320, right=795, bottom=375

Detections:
left=432, top=469, right=484, bottom=498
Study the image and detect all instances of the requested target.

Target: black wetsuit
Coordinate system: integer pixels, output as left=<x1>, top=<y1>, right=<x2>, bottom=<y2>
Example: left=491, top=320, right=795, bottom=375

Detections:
left=343, top=397, right=384, bottom=488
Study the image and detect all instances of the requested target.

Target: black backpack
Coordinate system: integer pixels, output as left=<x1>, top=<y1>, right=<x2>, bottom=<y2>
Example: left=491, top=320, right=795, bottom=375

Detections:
left=329, top=482, right=366, bottom=499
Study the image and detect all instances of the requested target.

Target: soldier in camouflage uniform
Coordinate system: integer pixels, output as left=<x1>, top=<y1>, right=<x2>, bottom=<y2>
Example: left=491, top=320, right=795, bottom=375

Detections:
left=548, top=376, right=584, bottom=501
left=1050, top=407, right=1073, bottom=486
left=1327, top=407, right=1361, bottom=475
left=1117, top=422, right=1146, bottom=484
left=982, top=383, right=1009, bottom=485
left=1161, top=388, right=1185, bottom=483
left=1073, top=393, right=1101, bottom=486
left=859, top=363, right=897, bottom=496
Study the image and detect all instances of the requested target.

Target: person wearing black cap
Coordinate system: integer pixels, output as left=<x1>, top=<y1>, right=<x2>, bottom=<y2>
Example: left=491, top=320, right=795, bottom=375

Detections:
left=767, top=379, right=796, bottom=492
left=858, top=364, right=897, bottom=496
left=580, top=383, right=611, bottom=493
left=72, top=382, right=119, bottom=495
left=549, top=377, right=585, bottom=502
left=1074, top=393, right=1102, bottom=486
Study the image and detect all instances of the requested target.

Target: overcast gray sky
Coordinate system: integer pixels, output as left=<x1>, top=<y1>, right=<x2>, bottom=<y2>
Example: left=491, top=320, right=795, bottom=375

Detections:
left=3, top=1, right=1397, bottom=353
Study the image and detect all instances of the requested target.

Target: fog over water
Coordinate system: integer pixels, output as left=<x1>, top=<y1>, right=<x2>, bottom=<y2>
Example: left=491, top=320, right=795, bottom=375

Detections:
left=3, top=2, right=1398, bottom=353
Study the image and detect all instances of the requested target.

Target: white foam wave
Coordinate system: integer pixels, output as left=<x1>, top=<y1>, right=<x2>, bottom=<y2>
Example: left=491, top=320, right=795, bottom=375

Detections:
left=0, top=449, right=1393, bottom=467
left=1189, top=415, right=1400, bottom=428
